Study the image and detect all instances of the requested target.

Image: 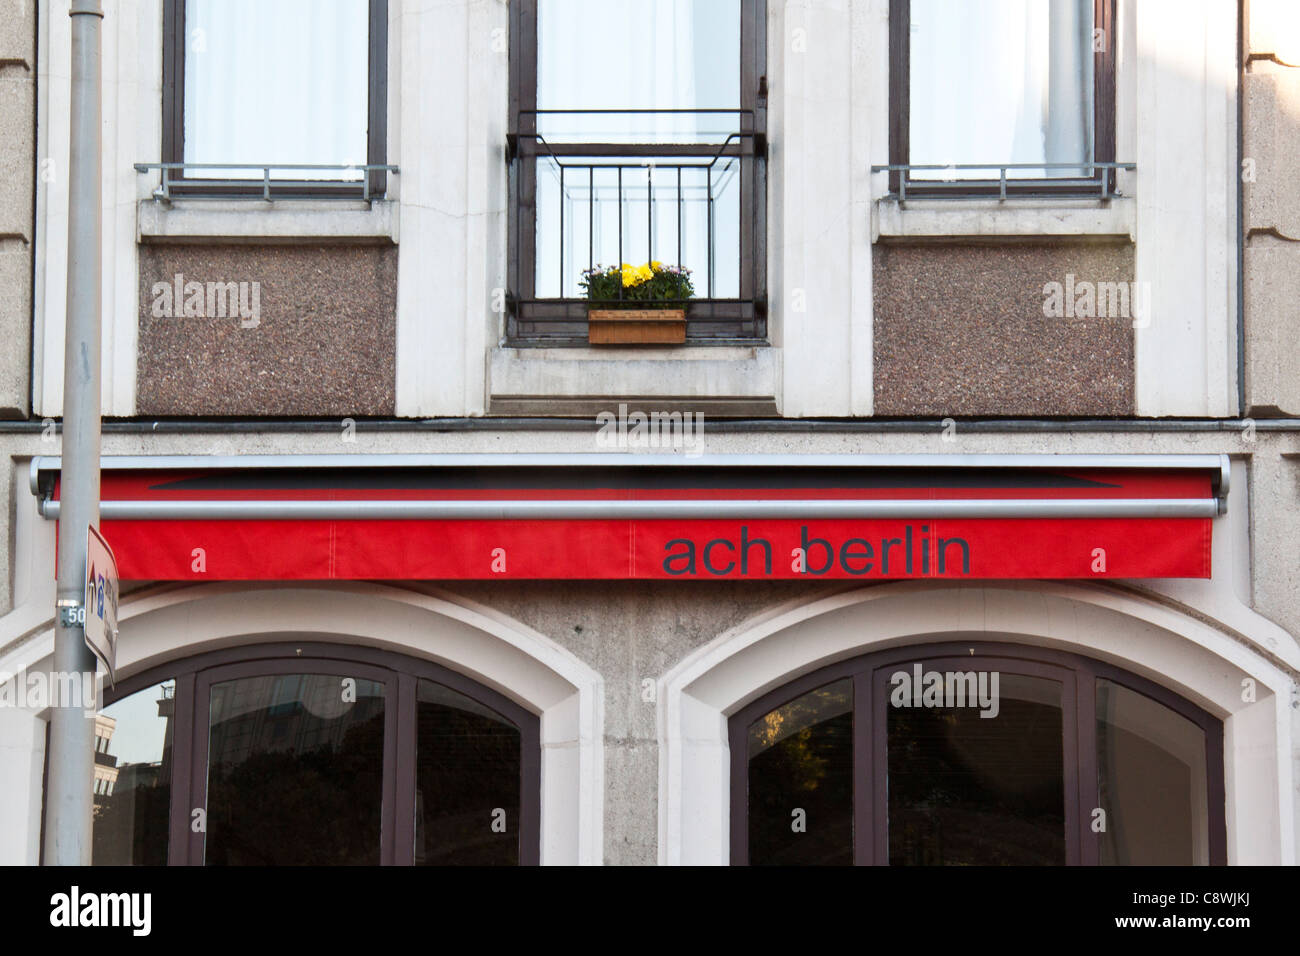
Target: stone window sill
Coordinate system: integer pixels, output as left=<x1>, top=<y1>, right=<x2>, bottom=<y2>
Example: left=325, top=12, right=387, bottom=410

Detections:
left=487, top=345, right=779, bottom=416
left=873, top=196, right=1135, bottom=242
left=137, top=199, right=398, bottom=244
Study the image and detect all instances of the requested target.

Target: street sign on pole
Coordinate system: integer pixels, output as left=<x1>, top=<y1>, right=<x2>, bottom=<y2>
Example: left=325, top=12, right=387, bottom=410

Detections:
left=85, top=525, right=118, bottom=683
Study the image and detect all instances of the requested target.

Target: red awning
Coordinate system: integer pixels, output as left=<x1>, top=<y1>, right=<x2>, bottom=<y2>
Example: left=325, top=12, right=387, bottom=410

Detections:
left=34, top=454, right=1225, bottom=581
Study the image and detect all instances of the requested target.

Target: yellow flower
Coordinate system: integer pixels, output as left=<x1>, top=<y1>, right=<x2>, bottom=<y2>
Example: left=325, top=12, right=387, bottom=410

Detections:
left=620, top=262, right=654, bottom=287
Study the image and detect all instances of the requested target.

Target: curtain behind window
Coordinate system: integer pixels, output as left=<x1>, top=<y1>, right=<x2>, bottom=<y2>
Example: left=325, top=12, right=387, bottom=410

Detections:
left=184, top=0, right=369, bottom=179
left=909, top=0, right=1094, bottom=179
left=536, top=0, right=740, bottom=143
left=533, top=0, right=743, bottom=297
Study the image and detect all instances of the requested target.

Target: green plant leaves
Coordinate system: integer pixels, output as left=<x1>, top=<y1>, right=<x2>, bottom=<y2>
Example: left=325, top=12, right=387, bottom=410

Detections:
left=580, top=263, right=695, bottom=308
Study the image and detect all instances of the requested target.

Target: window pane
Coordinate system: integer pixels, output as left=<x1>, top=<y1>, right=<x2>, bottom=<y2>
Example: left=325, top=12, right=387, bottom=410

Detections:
left=909, top=0, right=1095, bottom=179
left=205, top=674, right=385, bottom=865
left=536, top=0, right=740, bottom=143
left=1097, top=680, right=1209, bottom=865
left=747, top=679, right=853, bottom=865
left=415, top=680, right=521, bottom=865
left=888, top=672, right=1065, bottom=865
left=184, top=0, right=369, bottom=179
left=534, top=157, right=738, bottom=299
left=91, top=681, right=176, bottom=866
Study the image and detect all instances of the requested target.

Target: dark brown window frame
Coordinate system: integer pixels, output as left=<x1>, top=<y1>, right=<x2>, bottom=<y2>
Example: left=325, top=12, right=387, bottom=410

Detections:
left=506, top=0, right=768, bottom=346
left=888, top=0, right=1118, bottom=199
left=729, top=640, right=1227, bottom=866
left=92, top=641, right=541, bottom=866
left=160, top=0, right=389, bottom=199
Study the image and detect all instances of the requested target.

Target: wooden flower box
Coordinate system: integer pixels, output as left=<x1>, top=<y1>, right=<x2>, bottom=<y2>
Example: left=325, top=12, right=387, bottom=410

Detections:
left=587, top=308, right=686, bottom=345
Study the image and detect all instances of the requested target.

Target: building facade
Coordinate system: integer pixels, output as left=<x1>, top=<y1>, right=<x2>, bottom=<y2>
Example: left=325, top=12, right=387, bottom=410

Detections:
left=0, top=0, right=1298, bottom=865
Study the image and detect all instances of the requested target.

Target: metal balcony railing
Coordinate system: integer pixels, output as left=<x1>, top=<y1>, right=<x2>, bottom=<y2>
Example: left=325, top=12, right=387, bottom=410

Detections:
left=134, top=163, right=399, bottom=201
left=528, top=132, right=748, bottom=302
left=509, top=109, right=766, bottom=343
left=871, top=162, right=1137, bottom=201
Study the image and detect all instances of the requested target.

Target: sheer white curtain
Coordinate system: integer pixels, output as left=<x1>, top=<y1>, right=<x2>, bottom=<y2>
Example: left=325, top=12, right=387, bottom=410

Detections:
left=537, top=0, right=739, bottom=143
left=909, top=0, right=1094, bottom=179
left=184, top=0, right=369, bottom=179
left=535, top=0, right=742, bottom=297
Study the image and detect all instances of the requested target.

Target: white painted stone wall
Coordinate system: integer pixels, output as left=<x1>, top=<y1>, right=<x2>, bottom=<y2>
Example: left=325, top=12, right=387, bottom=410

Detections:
left=33, top=0, right=157, bottom=418
left=1131, top=0, right=1239, bottom=416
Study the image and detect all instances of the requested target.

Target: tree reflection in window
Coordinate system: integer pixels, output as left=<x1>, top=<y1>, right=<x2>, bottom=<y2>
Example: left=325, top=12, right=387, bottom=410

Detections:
left=746, top=679, right=852, bottom=865
left=733, top=646, right=1223, bottom=865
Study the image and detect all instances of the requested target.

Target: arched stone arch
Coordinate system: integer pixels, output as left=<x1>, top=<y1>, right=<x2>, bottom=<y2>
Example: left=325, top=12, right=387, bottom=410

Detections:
left=657, top=581, right=1297, bottom=865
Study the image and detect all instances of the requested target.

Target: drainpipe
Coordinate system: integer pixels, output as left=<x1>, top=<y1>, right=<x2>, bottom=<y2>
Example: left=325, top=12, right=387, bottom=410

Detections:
left=1237, top=0, right=1247, bottom=416
left=43, top=0, right=103, bottom=867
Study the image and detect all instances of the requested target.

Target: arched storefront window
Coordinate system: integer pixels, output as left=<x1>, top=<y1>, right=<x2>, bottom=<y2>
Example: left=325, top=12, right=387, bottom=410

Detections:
left=81, top=643, right=539, bottom=865
left=730, top=642, right=1225, bottom=866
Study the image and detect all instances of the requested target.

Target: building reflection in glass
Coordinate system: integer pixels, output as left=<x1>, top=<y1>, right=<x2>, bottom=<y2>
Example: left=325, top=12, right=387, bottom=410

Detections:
left=91, top=680, right=175, bottom=866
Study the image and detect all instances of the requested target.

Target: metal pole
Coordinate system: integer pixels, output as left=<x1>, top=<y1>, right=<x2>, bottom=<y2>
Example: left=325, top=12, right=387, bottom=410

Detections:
left=44, top=0, right=103, bottom=867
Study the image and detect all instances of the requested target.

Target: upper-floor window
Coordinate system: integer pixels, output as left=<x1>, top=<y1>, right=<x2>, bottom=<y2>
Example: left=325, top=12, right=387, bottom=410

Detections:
left=159, top=0, right=389, bottom=198
left=508, top=0, right=767, bottom=345
left=888, top=0, right=1117, bottom=198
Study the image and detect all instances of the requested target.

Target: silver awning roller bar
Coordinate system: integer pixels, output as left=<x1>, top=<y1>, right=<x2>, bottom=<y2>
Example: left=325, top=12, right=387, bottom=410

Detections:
left=31, top=453, right=1232, bottom=521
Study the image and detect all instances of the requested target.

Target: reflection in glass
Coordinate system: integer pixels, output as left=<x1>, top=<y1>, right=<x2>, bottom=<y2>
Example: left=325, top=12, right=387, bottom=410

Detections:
left=909, top=0, right=1095, bottom=179
left=205, top=674, right=385, bottom=865
left=888, top=673, right=1065, bottom=865
left=415, top=680, right=521, bottom=865
left=91, top=681, right=176, bottom=866
left=747, top=679, right=853, bottom=865
left=1097, top=680, right=1209, bottom=865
